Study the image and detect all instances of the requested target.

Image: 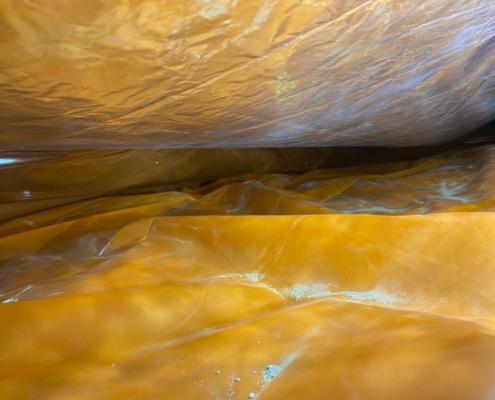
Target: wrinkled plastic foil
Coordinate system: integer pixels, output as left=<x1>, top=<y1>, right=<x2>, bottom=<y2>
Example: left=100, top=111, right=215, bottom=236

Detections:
left=2, top=144, right=495, bottom=398
left=1, top=0, right=494, bottom=148
left=2, top=1, right=495, bottom=398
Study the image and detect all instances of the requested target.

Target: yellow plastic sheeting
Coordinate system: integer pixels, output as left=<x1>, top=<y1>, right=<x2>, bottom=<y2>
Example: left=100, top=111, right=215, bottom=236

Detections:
left=2, top=214, right=495, bottom=399
left=1, top=0, right=494, bottom=148
left=2, top=145, right=495, bottom=398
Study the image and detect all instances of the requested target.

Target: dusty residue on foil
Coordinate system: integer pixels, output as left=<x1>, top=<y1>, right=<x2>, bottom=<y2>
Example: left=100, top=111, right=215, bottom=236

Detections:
left=283, top=283, right=399, bottom=306
left=282, top=283, right=331, bottom=301
left=438, top=181, right=469, bottom=202
left=248, top=352, right=299, bottom=399
left=262, top=353, right=298, bottom=385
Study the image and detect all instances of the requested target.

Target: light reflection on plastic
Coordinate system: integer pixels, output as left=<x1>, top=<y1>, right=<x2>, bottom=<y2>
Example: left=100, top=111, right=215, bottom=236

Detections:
left=0, top=158, right=17, bottom=165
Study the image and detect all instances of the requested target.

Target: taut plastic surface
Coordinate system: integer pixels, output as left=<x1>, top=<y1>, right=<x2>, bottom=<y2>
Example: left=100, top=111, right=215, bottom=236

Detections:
left=1, top=0, right=494, bottom=148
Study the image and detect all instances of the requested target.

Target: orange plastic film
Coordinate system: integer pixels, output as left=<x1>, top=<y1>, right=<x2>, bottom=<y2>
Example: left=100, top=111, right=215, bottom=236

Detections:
left=2, top=213, right=495, bottom=399
left=1, top=144, right=494, bottom=226
left=1, top=0, right=494, bottom=148
left=2, top=144, right=495, bottom=398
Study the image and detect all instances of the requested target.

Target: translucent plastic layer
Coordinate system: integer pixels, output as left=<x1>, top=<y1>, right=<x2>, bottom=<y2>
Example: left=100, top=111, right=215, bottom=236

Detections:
left=1, top=144, right=494, bottom=224
left=2, top=145, right=495, bottom=398
left=1, top=0, right=494, bottom=148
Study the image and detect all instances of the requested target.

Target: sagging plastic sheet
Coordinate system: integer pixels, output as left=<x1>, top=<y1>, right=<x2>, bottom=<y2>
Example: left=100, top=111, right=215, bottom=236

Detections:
left=0, top=143, right=487, bottom=223
left=1, top=0, right=495, bottom=149
left=0, top=148, right=334, bottom=222
left=2, top=144, right=495, bottom=399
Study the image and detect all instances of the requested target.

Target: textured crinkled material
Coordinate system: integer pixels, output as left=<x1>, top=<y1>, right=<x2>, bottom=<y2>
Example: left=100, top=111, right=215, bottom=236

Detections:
left=0, top=148, right=334, bottom=222
left=2, top=0, right=495, bottom=397
left=1, top=0, right=494, bottom=148
left=2, top=144, right=495, bottom=398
